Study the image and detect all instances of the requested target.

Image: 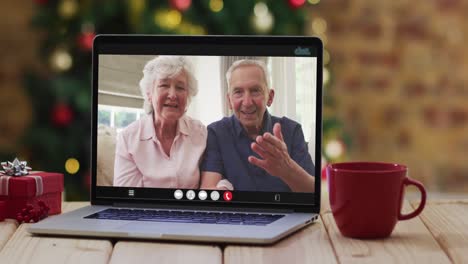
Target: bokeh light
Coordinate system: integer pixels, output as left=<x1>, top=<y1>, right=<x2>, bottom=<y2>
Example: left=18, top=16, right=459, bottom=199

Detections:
left=49, top=49, right=73, bottom=72
left=209, top=0, right=223, bottom=12
left=154, top=9, right=182, bottom=30
left=312, top=17, right=327, bottom=35
left=65, top=158, right=80, bottom=174
left=325, top=139, right=344, bottom=159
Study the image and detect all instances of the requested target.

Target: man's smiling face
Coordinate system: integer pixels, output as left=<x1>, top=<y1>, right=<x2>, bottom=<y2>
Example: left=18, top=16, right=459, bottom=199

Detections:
left=227, top=65, right=273, bottom=135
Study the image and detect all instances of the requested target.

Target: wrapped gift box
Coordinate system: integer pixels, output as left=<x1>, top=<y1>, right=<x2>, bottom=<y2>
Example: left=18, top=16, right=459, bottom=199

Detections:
left=0, top=201, right=5, bottom=221
left=0, top=172, right=63, bottom=219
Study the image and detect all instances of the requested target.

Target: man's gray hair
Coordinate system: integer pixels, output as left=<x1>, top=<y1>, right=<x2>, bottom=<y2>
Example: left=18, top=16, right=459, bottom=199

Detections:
left=225, top=59, right=271, bottom=92
left=139, top=56, right=198, bottom=114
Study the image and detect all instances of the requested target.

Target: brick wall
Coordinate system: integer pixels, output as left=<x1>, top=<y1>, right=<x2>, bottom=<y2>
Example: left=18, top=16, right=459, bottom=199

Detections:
left=310, top=0, right=468, bottom=192
left=0, top=1, right=36, bottom=152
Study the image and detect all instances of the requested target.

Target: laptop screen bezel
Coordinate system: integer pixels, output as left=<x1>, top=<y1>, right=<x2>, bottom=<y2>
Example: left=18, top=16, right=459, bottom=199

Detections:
left=91, top=35, right=322, bottom=213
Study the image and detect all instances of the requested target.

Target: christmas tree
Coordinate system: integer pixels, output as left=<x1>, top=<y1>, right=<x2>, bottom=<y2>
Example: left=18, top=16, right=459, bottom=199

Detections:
left=2, top=0, right=346, bottom=200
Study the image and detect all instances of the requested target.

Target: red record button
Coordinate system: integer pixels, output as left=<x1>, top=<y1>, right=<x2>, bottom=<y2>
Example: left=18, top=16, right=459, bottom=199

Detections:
left=223, top=191, right=232, bottom=201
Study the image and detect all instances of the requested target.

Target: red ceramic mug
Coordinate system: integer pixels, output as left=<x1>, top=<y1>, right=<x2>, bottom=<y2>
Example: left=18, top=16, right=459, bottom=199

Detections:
left=326, top=162, right=426, bottom=239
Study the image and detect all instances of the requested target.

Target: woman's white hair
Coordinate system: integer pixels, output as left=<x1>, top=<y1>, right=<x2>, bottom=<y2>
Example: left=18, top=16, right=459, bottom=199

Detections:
left=225, top=59, right=271, bottom=92
left=139, top=56, right=198, bottom=114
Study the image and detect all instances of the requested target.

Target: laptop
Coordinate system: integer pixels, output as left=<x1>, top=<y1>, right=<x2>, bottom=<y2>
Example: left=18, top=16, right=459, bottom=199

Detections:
left=29, top=35, right=323, bottom=244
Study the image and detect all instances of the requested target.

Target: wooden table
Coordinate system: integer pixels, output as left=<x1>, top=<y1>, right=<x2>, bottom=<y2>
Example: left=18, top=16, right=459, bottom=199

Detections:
left=0, top=197, right=467, bottom=263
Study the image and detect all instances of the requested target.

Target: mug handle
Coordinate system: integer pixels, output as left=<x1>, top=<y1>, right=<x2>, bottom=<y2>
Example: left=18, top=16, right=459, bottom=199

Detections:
left=398, top=177, right=427, bottom=220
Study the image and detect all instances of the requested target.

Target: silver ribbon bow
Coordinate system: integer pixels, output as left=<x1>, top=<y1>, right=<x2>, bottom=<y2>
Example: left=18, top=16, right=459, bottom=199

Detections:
left=0, top=158, right=32, bottom=176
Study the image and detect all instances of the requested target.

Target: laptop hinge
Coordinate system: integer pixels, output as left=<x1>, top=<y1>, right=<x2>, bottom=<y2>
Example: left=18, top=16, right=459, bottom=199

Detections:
left=112, top=202, right=295, bottom=213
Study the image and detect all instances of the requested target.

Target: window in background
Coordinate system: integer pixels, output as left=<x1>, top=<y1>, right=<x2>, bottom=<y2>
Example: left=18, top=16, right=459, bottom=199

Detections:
left=98, top=105, right=145, bottom=133
left=269, top=58, right=317, bottom=143
left=98, top=109, right=111, bottom=126
left=187, top=56, right=223, bottom=125
left=295, top=57, right=317, bottom=143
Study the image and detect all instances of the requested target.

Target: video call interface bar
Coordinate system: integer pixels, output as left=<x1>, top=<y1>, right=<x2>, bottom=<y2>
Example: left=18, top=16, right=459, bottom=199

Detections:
left=96, top=187, right=316, bottom=206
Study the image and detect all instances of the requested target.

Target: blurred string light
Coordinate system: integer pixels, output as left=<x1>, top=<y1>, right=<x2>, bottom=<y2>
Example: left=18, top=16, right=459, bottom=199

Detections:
left=310, top=16, right=328, bottom=47
left=65, top=158, right=80, bottom=174
left=209, top=0, right=223, bottom=12
left=254, top=2, right=268, bottom=16
left=58, top=0, right=78, bottom=19
left=325, top=139, right=344, bottom=159
left=252, top=2, right=274, bottom=33
left=320, top=35, right=328, bottom=46
left=323, top=49, right=330, bottom=65
left=312, top=17, right=327, bottom=35
left=154, top=9, right=182, bottom=30
left=49, top=48, right=72, bottom=72
left=308, top=0, right=320, bottom=4
left=323, top=67, right=330, bottom=85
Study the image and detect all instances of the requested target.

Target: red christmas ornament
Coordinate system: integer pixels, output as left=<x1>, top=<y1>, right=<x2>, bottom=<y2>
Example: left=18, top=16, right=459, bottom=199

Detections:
left=170, top=0, right=192, bottom=12
left=288, top=0, right=306, bottom=9
left=51, top=103, right=74, bottom=127
left=77, top=32, right=96, bottom=51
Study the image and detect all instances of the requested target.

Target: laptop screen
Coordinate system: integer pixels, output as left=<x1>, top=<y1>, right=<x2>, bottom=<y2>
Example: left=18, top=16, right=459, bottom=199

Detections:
left=92, top=36, right=322, bottom=211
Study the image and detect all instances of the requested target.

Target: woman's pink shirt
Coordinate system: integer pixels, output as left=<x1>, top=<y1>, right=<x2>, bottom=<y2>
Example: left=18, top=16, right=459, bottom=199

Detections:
left=113, top=114, right=207, bottom=188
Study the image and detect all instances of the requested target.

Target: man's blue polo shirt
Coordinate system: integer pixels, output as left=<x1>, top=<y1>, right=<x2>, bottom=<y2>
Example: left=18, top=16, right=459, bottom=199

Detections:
left=200, top=111, right=315, bottom=192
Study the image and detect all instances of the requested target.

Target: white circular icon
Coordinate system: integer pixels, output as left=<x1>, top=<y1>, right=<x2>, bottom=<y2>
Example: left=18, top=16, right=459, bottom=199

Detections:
left=198, top=190, right=208, bottom=200
left=186, top=190, right=196, bottom=200
left=210, top=191, right=220, bottom=201
left=174, top=190, right=183, bottom=200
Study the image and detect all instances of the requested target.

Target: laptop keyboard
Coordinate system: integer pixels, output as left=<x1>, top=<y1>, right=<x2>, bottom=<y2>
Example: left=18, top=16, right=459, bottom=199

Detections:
left=84, top=208, right=285, bottom=226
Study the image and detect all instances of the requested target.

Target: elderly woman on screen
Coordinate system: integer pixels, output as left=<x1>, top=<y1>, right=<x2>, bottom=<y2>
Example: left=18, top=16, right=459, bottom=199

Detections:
left=113, top=56, right=207, bottom=188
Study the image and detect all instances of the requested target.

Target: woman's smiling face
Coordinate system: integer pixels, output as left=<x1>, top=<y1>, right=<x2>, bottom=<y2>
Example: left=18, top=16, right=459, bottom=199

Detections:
left=151, top=70, right=189, bottom=123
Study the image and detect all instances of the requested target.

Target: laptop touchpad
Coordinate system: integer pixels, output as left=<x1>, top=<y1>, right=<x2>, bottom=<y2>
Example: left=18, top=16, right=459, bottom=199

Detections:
left=118, top=222, right=191, bottom=235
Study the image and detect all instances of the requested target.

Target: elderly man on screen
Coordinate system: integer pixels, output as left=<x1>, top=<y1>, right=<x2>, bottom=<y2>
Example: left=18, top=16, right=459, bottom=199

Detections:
left=200, top=59, right=315, bottom=192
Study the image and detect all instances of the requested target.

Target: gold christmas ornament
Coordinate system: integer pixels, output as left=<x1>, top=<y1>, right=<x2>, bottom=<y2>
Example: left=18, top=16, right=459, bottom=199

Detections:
left=65, top=158, right=80, bottom=174
left=154, top=9, right=182, bottom=30
left=209, top=0, right=223, bottom=12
